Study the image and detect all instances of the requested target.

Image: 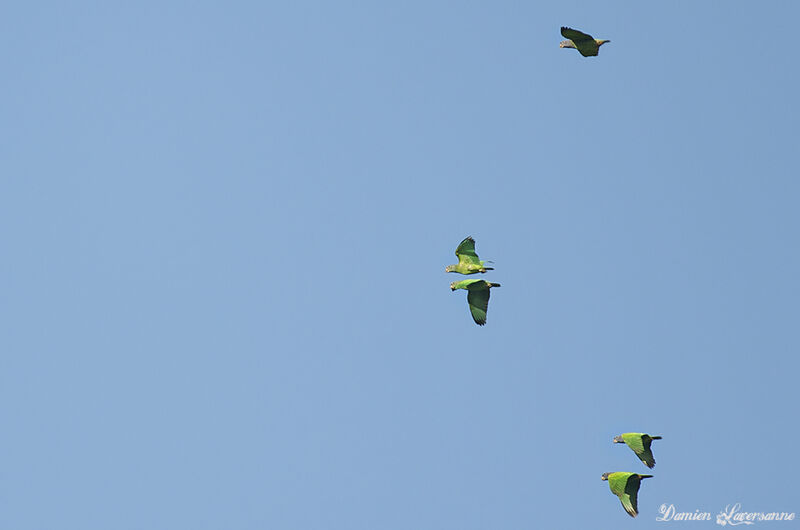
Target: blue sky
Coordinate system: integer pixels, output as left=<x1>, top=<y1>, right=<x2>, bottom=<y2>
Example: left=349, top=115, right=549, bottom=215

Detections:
left=3, top=1, right=799, bottom=528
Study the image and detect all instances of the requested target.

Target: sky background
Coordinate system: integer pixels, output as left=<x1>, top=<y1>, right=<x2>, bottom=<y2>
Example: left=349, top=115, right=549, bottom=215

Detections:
left=2, top=1, right=799, bottom=528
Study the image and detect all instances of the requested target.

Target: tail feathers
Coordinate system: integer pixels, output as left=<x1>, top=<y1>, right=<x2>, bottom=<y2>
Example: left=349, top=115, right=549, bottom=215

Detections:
left=490, top=283, right=501, bottom=287
left=651, top=436, right=663, bottom=440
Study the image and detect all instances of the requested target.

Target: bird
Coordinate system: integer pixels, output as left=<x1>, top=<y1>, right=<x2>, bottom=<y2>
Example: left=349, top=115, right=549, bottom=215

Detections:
left=559, top=27, right=610, bottom=57
left=613, top=433, right=662, bottom=469
left=450, top=280, right=500, bottom=326
left=445, top=236, right=494, bottom=275
left=601, top=472, right=653, bottom=517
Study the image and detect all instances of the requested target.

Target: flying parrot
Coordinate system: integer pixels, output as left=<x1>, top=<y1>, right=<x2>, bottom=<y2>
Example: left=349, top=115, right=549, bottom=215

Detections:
left=601, top=472, right=652, bottom=518
left=450, top=280, right=501, bottom=326
left=559, top=27, right=610, bottom=57
left=445, top=237, right=494, bottom=275
left=613, top=433, right=662, bottom=469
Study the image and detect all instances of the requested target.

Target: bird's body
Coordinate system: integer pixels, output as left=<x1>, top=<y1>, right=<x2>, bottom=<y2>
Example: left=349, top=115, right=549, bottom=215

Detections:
left=601, top=472, right=652, bottom=517
left=559, top=27, right=610, bottom=57
left=614, top=433, right=662, bottom=469
left=450, top=279, right=500, bottom=326
left=445, top=237, right=494, bottom=275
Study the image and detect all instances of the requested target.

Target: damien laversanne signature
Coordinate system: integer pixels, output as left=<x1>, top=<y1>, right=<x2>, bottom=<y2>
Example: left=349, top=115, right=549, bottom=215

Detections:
left=656, top=503, right=796, bottom=524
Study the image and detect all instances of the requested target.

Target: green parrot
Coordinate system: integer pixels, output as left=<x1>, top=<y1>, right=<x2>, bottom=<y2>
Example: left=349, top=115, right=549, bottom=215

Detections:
left=613, top=433, right=662, bottom=469
left=450, top=280, right=501, bottom=326
left=601, top=472, right=652, bottom=518
left=445, top=236, right=494, bottom=275
left=559, top=27, right=610, bottom=57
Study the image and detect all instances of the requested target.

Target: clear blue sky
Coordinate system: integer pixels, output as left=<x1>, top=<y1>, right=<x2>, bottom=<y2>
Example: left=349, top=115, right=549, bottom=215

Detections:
left=3, top=1, right=799, bottom=528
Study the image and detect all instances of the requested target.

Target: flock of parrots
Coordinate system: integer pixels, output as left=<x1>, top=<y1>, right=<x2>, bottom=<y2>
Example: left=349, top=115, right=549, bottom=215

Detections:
left=445, top=27, right=666, bottom=519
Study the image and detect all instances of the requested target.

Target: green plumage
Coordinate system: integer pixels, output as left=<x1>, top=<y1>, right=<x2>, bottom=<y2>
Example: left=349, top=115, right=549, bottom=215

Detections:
left=601, top=472, right=652, bottom=518
left=445, top=237, right=494, bottom=275
left=450, top=279, right=500, bottom=326
left=559, top=27, right=610, bottom=57
left=614, top=433, right=662, bottom=469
